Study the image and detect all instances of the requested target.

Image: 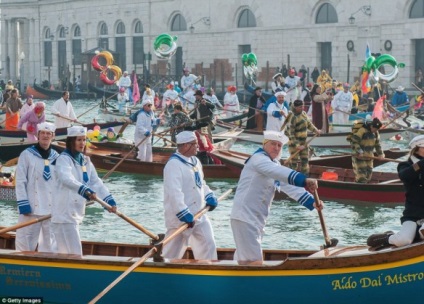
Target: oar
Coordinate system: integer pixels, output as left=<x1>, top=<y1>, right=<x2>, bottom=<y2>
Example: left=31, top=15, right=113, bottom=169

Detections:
left=53, top=113, right=84, bottom=125
left=94, top=198, right=159, bottom=241
left=89, top=188, right=233, bottom=304
left=313, top=189, right=338, bottom=249
left=78, top=93, right=120, bottom=119
left=283, top=133, right=319, bottom=165
left=357, top=154, right=403, bottom=163
left=0, top=201, right=95, bottom=235
left=280, top=112, right=293, bottom=132
left=412, top=82, right=424, bottom=94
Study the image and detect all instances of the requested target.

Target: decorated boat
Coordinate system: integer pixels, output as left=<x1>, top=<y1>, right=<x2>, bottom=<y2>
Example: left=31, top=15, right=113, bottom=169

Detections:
left=33, top=82, right=96, bottom=100
left=0, top=121, right=125, bottom=145
left=0, top=232, right=423, bottom=303
left=25, top=85, right=49, bottom=99
left=211, top=149, right=406, bottom=204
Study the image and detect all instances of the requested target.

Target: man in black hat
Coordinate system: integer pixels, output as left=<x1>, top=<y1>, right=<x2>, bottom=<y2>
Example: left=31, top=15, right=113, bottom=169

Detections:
left=350, top=117, right=385, bottom=183
left=190, top=90, right=215, bottom=141
left=246, top=86, right=266, bottom=130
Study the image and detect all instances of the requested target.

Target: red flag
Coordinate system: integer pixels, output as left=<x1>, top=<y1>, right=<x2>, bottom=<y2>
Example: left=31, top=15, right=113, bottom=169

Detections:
left=372, top=95, right=386, bottom=120
left=132, top=73, right=140, bottom=105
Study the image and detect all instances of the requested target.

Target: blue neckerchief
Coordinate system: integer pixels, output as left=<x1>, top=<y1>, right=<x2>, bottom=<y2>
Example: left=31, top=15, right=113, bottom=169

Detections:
left=63, top=149, right=89, bottom=183
left=246, top=148, right=281, bottom=192
left=274, top=101, right=284, bottom=121
left=170, top=153, right=202, bottom=188
left=27, top=146, right=59, bottom=181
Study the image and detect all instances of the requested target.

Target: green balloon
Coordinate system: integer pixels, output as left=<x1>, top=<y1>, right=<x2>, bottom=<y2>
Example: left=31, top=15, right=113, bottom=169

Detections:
left=374, top=54, right=397, bottom=69
left=247, top=53, right=257, bottom=65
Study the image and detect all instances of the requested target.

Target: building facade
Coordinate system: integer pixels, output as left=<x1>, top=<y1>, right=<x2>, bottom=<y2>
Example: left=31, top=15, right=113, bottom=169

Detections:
left=0, top=0, right=423, bottom=93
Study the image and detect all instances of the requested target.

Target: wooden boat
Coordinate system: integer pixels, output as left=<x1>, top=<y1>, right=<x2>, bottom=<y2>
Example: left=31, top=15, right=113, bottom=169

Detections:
left=25, top=84, right=49, bottom=99
left=0, top=232, right=423, bottom=303
left=211, top=149, right=406, bottom=204
left=88, top=83, right=118, bottom=100
left=0, top=142, right=35, bottom=162
left=33, top=83, right=96, bottom=100
left=52, top=136, right=240, bottom=179
left=214, top=120, right=402, bottom=148
left=0, top=121, right=125, bottom=145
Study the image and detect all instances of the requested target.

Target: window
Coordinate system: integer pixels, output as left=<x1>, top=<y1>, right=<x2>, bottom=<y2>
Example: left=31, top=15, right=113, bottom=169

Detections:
left=238, top=9, right=256, bottom=28
left=171, top=14, right=187, bottom=31
left=74, top=26, right=81, bottom=37
left=72, top=39, right=82, bottom=65
left=135, top=21, right=143, bottom=33
left=316, top=3, right=338, bottom=24
left=100, top=22, right=108, bottom=35
left=133, top=37, right=144, bottom=64
left=59, top=27, right=66, bottom=38
left=116, top=22, right=125, bottom=34
left=410, top=0, right=424, bottom=18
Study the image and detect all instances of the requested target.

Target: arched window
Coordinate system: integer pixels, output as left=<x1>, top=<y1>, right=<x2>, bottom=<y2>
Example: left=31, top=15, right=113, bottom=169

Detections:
left=116, top=22, right=125, bottom=34
left=45, top=28, right=52, bottom=40
left=135, top=20, right=143, bottom=33
left=171, top=14, right=187, bottom=31
left=100, top=22, right=108, bottom=35
left=74, top=26, right=81, bottom=37
left=238, top=9, right=256, bottom=28
left=316, top=3, right=338, bottom=23
left=59, top=27, right=67, bottom=38
left=410, top=0, right=424, bottom=18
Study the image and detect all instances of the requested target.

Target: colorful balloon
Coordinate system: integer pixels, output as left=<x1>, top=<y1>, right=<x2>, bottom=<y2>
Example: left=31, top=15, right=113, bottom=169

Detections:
left=241, top=52, right=258, bottom=78
left=153, top=33, right=178, bottom=59
left=91, top=50, right=122, bottom=85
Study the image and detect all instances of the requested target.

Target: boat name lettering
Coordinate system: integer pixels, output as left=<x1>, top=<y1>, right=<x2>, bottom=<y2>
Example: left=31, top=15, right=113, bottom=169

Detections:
left=0, top=266, right=40, bottom=278
left=385, top=272, right=424, bottom=285
left=5, top=277, right=71, bottom=290
left=331, top=276, right=357, bottom=290
left=332, top=272, right=424, bottom=290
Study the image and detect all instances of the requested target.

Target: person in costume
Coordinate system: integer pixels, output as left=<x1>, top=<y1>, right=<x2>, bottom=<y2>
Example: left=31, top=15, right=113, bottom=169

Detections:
left=331, top=83, right=353, bottom=130
left=162, top=131, right=218, bottom=260
left=300, top=82, right=313, bottom=117
left=51, top=126, right=117, bottom=256
left=162, top=83, right=180, bottom=109
left=311, top=84, right=331, bottom=133
left=18, top=102, right=46, bottom=141
left=4, top=89, right=22, bottom=130
left=246, top=86, right=266, bottom=130
left=316, top=69, right=333, bottom=92
left=117, top=87, right=129, bottom=114
left=266, top=91, right=288, bottom=132
left=223, top=85, right=240, bottom=118
left=129, top=99, right=159, bottom=162
left=142, top=84, right=156, bottom=104
left=19, top=95, right=35, bottom=130
left=391, top=86, right=409, bottom=106
left=180, top=67, right=198, bottom=94
left=367, top=135, right=424, bottom=249
left=230, top=130, right=322, bottom=264
left=284, top=68, right=301, bottom=105
left=51, top=91, right=77, bottom=128
left=204, top=88, right=223, bottom=108
left=190, top=90, right=215, bottom=141
left=271, top=73, right=284, bottom=93
left=168, top=103, right=192, bottom=145
left=285, top=100, right=321, bottom=175
left=118, top=70, right=132, bottom=100
left=15, top=122, right=59, bottom=252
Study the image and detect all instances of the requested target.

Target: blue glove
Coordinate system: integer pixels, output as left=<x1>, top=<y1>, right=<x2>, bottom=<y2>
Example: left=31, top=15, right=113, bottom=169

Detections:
left=176, top=208, right=195, bottom=228
left=144, top=130, right=151, bottom=137
left=78, top=185, right=95, bottom=200
left=205, top=193, right=218, bottom=211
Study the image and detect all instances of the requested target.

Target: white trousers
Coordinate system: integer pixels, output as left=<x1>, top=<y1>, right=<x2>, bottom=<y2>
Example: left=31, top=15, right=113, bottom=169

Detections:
left=332, top=111, right=350, bottom=125
left=389, top=220, right=424, bottom=247
left=162, top=216, right=217, bottom=260
left=51, top=223, right=82, bottom=256
left=135, top=134, right=152, bottom=162
left=231, top=219, right=264, bottom=262
left=285, top=89, right=299, bottom=105
left=15, top=214, right=54, bottom=252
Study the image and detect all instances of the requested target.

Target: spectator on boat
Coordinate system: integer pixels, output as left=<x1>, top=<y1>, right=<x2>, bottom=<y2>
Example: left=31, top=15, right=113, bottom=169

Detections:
left=367, top=135, right=424, bottom=249
left=230, top=130, right=322, bottom=265
left=285, top=100, right=320, bottom=176
left=51, top=91, right=77, bottom=128
left=4, top=89, right=22, bottom=130
left=246, top=86, right=266, bottom=130
left=391, top=86, right=409, bottom=107
left=19, top=95, right=35, bottom=131
left=18, top=102, right=46, bottom=141
left=204, top=88, right=223, bottom=109
left=6, top=80, right=14, bottom=91
left=51, top=126, right=117, bottom=256
left=350, top=118, right=385, bottom=183
left=266, top=91, right=288, bottom=132
left=284, top=68, right=301, bottom=105
left=331, top=83, right=353, bottom=128
left=162, top=131, right=218, bottom=260
left=118, top=71, right=132, bottom=99
left=142, top=84, right=156, bottom=104
left=117, top=87, right=129, bottom=114
left=128, top=99, right=159, bottom=162
left=311, top=84, right=331, bottom=134
left=316, top=70, right=332, bottom=92
left=15, top=122, right=59, bottom=252
left=162, top=83, right=179, bottom=109
left=168, top=103, right=192, bottom=145
left=180, top=67, right=198, bottom=94
left=190, top=90, right=215, bottom=142
left=271, top=73, right=284, bottom=94
left=223, top=85, right=240, bottom=119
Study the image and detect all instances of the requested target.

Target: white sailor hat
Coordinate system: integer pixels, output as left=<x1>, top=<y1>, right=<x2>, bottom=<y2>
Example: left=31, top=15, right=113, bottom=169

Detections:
left=37, top=122, right=56, bottom=133
left=273, top=73, right=282, bottom=79
left=67, top=126, right=87, bottom=137
left=176, top=131, right=197, bottom=144
left=409, top=135, right=424, bottom=149
left=263, top=130, right=289, bottom=145
left=396, top=86, right=404, bottom=92
left=141, top=98, right=153, bottom=107
left=274, top=91, right=286, bottom=98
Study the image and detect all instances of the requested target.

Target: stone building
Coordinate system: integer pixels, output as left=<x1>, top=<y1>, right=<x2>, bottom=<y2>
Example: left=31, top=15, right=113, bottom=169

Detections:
left=0, top=0, right=423, bottom=94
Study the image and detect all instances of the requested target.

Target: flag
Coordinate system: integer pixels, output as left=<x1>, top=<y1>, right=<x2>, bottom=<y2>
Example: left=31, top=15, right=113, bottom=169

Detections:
left=361, top=43, right=372, bottom=94
left=372, top=95, right=386, bottom=120
left=132, top=73, right=140, bottom=105
left=365, top=43, right=371, bottom=59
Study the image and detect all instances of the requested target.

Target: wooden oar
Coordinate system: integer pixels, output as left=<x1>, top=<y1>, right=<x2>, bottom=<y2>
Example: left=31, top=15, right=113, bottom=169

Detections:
left=53, top=113, right=84, bottom=125
left=283, top=133, right=319, bottom=165
left=94, top=198, right=159, bottom=241
left=412, top=82, right=424, bottom=94
left=0, top=201, right=95, bottom=235
left=89, top=188, right=233, bottom=304
left=77, top=93, right=120, bottom=119
left=358, top=154, right=403, bottom=163
left=280, top=112, right=293, bottom=132
left=313, top=189, right=338, bottom=249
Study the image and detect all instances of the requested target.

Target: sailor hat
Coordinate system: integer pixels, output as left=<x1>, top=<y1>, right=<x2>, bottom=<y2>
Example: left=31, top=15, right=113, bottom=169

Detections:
left=409, top=135, right=424, bottom=149
left=396, top=86, right=404, bottom=92
left=263, top=130, right=289, bottom=145
left=141, top=98, right=153, bottom=107
left=176, top=131, right=197, bottom=144
left=274, top=91, right=286, bottom=98
left=37, top=122, right=56, bottom=133
left=273, top=73, right=282, bottom=79
left=67, top=126, right=87, bottom=137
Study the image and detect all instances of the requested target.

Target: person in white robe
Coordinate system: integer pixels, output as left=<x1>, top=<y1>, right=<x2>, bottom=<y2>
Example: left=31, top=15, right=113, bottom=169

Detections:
left=15, top=122, right=59, bottom=252
left=284, top=69, right=301, bottom=105
left=266, top=91, right=288, bottom=132
left=118, top=70, right=132, bottom=98
left=51, top=91, right=77, bottom=128
left=223, top=86, right=240, bottom=118
left=162, top=131, right=218, bottom=260
left=331, top=83, right=353, bottom=132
